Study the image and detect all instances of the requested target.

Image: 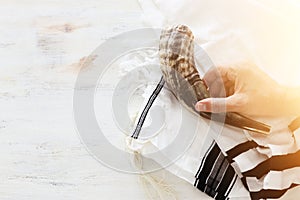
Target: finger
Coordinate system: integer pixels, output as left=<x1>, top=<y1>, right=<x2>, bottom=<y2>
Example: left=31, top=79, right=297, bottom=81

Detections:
left=208, top=79, right=226, bottom=97
left=195, top=94, right=247, bottom=113
left=195, top=98, right=227, bottom=113
left=203, top=67, right=226, bottom=87
left=224, top=81, right=235, bottom=96
left=204, top=67, right=232, bottom=95
left=227, top=86, right=235, bottom=96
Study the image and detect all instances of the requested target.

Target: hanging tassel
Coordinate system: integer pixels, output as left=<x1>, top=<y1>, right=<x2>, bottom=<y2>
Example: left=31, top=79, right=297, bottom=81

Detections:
left=126, top=137, right=177, bottom=200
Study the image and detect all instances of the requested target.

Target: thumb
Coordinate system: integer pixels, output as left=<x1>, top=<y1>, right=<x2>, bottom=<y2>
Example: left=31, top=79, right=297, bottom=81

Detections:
left=195, top=94, right=246, bottom=113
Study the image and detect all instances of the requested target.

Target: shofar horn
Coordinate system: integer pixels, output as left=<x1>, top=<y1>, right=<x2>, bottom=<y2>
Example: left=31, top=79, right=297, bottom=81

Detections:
left=159, top=24, right=270, bottom=134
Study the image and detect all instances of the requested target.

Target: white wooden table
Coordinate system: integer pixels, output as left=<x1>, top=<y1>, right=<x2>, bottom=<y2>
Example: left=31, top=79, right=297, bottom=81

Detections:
left=0, top=0, right=211, bottom=199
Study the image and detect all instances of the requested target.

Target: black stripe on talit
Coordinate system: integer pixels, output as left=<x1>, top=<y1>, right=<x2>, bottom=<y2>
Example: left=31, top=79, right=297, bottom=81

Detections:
left=194, top=141, right=238, bottom=200
left=195, top=143, right=222, bottom=191
left=214, top=164, right=236, bottom=200
left=243, top=149, right=300, bottom=179
left=195, top=141, right=216, bottom=179
left=226, top=140, right=259, bottom=163
left=207, top=153, right=228, bottom=196
left=224, top=174, right=238, bottom=199
left=131, top=76, right=165, bottom=139
left=250, top=183, right=299, bottom=200
left=241, top=176, right=249, bottom=191
left=205, top=155, right=227, bottom=196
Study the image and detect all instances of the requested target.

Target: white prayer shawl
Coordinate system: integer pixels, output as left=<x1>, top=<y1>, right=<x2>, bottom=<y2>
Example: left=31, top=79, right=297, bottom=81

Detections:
left=133, top=0, right=300, bottom=199
left=128, top=78, right=300, bottom=199
left=128, top=84, right=251, bottom=199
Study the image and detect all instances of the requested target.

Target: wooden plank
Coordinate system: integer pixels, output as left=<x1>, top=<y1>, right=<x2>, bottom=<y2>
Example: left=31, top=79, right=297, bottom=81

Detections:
left=0, top=0, right=212, bottom=199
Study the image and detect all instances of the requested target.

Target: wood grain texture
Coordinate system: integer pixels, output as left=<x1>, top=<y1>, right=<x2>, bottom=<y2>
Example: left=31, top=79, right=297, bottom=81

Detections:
left=0, top=0, right=211, bottom=199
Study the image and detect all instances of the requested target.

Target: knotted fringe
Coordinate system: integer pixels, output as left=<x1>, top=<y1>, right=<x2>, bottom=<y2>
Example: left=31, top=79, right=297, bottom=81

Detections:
left=126, top=137, right=177, bottom=200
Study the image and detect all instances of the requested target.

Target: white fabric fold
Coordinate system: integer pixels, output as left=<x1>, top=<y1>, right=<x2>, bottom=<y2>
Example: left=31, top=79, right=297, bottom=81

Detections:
left=136, top=0, right=300, bottom=199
